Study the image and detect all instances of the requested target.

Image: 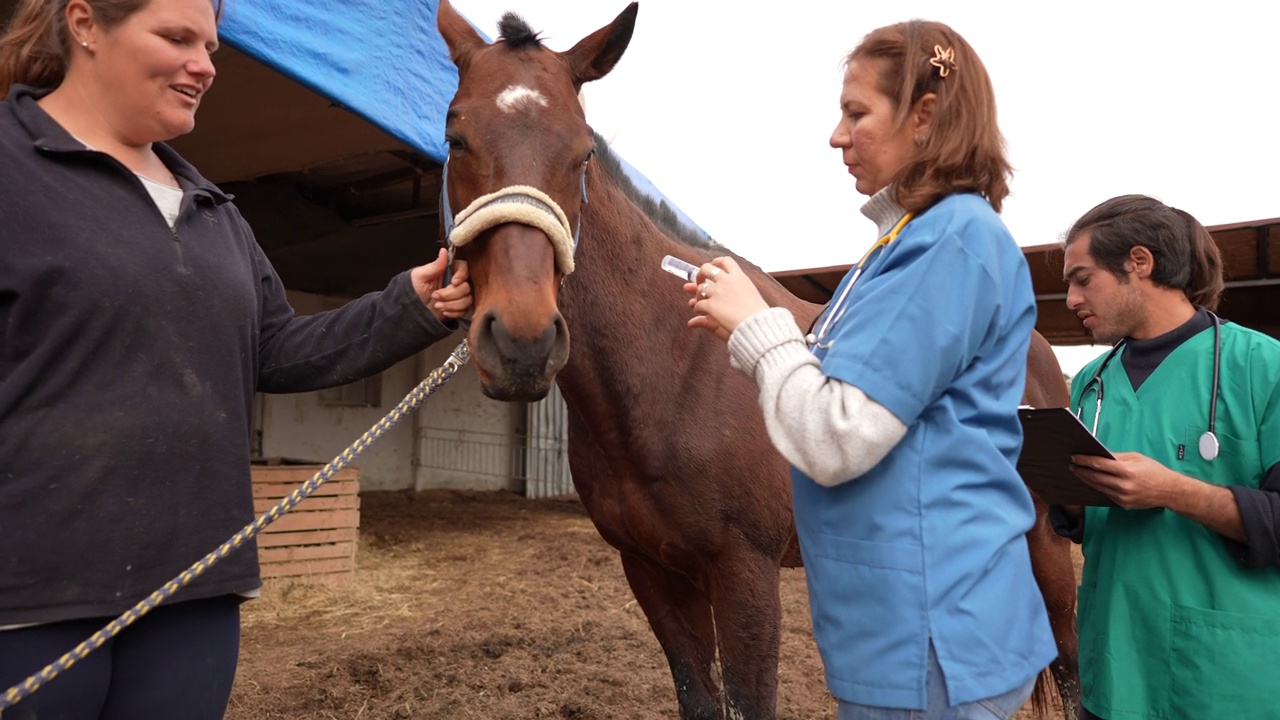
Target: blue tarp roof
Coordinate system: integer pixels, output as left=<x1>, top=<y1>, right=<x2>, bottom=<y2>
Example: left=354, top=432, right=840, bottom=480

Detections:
left=219, top=0, right=708, bottom=239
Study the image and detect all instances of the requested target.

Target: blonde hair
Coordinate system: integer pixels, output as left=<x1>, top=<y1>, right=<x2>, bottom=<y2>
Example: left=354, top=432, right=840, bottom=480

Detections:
left=848, top=20, right=1011, bottom=213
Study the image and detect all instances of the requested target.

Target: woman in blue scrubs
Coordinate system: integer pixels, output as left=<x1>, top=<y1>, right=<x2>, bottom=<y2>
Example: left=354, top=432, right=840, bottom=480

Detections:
left=684, top=19, right=1055, bottom=720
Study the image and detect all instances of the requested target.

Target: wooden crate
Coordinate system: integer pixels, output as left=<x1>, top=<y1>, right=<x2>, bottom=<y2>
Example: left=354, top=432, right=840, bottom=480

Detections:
left=251, top=463, right=360, bottom=583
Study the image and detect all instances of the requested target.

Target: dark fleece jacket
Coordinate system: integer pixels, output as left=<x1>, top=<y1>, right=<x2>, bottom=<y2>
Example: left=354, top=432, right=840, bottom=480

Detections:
left=0, top=85, right=454, bottom=625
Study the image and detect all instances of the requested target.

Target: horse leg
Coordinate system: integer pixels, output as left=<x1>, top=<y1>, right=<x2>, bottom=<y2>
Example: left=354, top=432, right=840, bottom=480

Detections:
left=619, top=551, right=724, bottom=720
left=1027, top=498, right=1080, bottom=720
left=708, top=550, right=781, bottom=720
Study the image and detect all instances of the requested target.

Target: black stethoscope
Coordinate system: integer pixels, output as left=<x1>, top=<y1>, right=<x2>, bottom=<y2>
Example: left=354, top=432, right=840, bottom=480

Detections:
left=1076, top=311, right=1222, bottom=462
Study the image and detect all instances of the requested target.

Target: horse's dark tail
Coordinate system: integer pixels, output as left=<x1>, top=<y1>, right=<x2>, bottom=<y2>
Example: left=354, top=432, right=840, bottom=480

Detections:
left=1030, top=653, right=1081, bottom=720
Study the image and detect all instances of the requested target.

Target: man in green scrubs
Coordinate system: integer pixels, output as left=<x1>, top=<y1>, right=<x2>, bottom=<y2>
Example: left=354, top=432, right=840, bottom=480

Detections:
left=1051, top=195, right=1280, bottom=720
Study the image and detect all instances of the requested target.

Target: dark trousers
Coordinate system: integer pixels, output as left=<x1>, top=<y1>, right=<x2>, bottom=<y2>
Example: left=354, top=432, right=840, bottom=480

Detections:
left=0, top=594, right=241, bottom=720
left=1080, top=705, right=1104, bottom=720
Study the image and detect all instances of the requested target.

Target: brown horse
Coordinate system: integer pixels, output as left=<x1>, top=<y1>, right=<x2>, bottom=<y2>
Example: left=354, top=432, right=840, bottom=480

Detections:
left=435, top=2, right=1077, bottom=718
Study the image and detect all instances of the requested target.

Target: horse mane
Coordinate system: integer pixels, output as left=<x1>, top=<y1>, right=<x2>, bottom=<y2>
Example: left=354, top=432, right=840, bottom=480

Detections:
left=590, top=131, right=721, bottom=251
left=588, top=133, right=797, bottom=302
left=498, top=13, right=543, bottom=48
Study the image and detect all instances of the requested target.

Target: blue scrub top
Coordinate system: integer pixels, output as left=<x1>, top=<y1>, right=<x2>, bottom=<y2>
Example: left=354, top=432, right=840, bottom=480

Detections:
left=796, top=193, right=1057, bottom=709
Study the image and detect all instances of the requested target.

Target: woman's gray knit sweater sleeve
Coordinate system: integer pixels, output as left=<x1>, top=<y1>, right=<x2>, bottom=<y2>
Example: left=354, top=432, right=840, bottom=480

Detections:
left=726, top=307, right=907, bottom=486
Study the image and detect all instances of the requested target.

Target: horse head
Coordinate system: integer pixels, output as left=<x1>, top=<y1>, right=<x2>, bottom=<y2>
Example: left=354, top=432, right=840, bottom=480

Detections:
left=436, top=0, right=638, bottom=401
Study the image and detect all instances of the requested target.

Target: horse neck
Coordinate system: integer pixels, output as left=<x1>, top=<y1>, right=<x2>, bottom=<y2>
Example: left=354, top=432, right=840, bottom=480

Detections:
left=552, top=169, right=711, bottom=414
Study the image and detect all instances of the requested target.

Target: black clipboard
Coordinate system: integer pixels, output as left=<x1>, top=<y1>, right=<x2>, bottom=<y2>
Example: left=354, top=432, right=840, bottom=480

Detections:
left=1016, top=407, right=1117, bottom=506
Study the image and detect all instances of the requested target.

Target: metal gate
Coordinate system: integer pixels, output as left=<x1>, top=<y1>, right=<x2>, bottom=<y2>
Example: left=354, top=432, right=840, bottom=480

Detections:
left=415, top=384, right=574, bottom=498
left=524, top=383, right=574, bottom=498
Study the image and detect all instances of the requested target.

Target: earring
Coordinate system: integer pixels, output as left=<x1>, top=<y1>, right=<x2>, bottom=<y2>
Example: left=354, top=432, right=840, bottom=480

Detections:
left=80, top=41, right=89, bottom=49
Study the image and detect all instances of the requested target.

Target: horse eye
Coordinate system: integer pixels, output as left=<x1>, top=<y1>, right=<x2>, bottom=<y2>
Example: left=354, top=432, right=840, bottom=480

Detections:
left=445, top=133, right=466, bottom=152
left=582, top=149, right=595, bottom=165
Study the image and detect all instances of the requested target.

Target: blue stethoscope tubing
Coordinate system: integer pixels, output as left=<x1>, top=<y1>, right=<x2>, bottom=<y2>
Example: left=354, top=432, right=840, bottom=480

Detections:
left=1077, top=311, right=1221, bottom=462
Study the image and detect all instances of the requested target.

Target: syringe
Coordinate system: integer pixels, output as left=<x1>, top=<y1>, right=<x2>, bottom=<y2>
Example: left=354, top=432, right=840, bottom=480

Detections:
left=660, top=255, right=699, bottom=283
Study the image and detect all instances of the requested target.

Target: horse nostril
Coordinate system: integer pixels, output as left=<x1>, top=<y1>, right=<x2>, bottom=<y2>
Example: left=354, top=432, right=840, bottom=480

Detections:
left=488, top=312, right=514, bottom=350
left=549, top=314, right=570, bottom=365
left=478, top=311, right=557, bottom=361
left=474, top=310, right=499, bottom=348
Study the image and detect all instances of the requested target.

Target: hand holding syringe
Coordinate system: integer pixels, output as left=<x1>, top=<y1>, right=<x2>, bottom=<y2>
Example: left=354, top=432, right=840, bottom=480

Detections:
left=670, top=254, right=771, bottom=342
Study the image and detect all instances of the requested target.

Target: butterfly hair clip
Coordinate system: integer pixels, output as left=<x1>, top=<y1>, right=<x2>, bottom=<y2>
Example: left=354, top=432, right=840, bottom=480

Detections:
left=930, top=45, right=956, bottom=78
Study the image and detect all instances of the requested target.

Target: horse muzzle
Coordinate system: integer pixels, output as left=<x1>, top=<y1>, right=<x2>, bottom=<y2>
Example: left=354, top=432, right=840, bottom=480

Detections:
left=470, top=307, right=569, bottom=401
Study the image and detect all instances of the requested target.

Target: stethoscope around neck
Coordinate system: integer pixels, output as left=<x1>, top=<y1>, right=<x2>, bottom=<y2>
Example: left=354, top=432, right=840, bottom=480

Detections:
left=1076, top=311, right=1222, bottom=462
left=805, top=212, right=914, bottom=349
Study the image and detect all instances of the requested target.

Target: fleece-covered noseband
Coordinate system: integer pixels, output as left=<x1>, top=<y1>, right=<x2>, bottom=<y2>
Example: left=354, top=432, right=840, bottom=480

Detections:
left=439, top=160, right=586, bottom=276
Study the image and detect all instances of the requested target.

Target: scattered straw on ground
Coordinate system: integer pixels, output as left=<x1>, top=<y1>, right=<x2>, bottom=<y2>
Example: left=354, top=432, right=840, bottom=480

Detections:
left=227, top=489, right=1067, bottom=720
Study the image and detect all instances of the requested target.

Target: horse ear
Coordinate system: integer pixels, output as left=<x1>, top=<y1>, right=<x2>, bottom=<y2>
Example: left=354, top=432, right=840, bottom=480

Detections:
left=437, top=0, right=486, bottom=75
left=560, top=2, right=638, bottom=87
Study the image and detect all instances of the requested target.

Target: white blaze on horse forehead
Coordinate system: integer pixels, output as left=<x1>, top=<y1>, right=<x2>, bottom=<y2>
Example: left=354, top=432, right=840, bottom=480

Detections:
left=495, top=84, right=549, bottom=113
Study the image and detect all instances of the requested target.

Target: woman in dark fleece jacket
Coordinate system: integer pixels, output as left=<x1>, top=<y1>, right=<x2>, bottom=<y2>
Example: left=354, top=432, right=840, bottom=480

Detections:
left=0, top=0, right=472, bottom=717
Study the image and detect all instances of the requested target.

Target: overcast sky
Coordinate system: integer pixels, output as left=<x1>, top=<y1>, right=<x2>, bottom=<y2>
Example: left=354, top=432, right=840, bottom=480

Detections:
left=450, top=0, right=1278, bottom=374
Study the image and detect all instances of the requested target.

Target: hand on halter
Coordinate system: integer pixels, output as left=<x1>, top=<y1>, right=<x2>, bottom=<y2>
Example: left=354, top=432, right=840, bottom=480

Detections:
left=685, top=256, right=769, bottom=342
left=412, top=248, right=473, bottom=323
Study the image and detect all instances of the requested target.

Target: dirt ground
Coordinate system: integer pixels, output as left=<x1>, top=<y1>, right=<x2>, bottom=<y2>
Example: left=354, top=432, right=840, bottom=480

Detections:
left=227, top=489, right=1075, bottom=720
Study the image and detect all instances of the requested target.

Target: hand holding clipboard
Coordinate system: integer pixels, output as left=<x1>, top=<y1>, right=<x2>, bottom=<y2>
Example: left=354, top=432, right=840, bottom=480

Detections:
left=1016, top=407, right=1117, bottom=506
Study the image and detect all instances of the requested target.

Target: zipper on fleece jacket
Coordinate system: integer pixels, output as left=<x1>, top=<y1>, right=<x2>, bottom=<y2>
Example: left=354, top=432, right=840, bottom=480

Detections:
left=40, top=144, right=192, bottom=271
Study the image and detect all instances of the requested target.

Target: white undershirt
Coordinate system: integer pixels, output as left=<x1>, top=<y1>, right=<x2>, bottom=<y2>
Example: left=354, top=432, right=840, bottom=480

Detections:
left=71, top=138, right=183, bottom=228
left=137, top=173, right=183, bottom=228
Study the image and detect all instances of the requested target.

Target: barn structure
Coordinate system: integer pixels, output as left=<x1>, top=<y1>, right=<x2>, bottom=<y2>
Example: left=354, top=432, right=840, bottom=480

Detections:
left=774, top=217, right=1280, bottom=344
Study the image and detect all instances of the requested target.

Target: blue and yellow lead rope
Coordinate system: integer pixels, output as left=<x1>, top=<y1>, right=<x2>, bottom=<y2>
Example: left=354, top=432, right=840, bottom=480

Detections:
left=0, top=340, right=471, bottom=711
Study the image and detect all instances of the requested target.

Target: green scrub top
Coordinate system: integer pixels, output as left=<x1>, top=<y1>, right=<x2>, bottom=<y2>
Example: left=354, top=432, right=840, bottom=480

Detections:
left=1070, top=322, right=1280, bottom=719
